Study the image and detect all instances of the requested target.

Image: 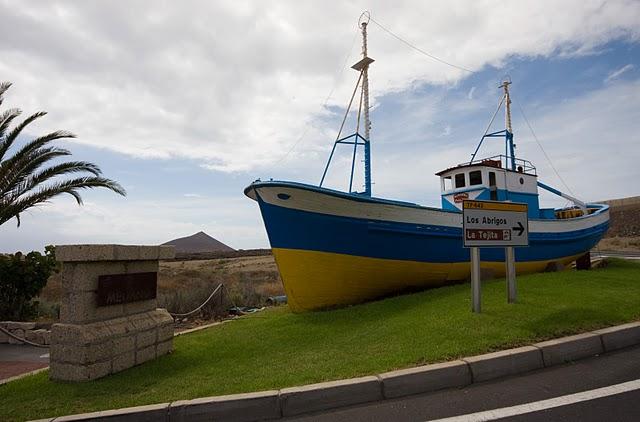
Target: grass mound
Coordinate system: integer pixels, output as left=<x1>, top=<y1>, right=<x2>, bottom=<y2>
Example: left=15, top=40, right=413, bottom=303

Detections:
left=2, top=258, right=640, bottom=421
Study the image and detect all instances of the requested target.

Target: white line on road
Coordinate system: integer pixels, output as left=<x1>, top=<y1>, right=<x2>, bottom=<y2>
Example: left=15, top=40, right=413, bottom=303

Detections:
left=427, top=378, right=640, bottom=422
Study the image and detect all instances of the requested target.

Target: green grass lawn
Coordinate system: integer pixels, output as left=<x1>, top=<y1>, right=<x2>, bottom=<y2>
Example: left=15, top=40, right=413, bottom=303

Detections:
left=3, top=258, right=640, bottom=421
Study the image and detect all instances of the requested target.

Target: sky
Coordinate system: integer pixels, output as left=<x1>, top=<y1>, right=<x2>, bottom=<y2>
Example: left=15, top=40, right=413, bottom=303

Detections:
left=1, top=0, right=639, bottom=252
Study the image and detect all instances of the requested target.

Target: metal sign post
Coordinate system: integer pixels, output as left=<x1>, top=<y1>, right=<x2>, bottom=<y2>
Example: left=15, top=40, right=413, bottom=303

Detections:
left=505, top=246, right=517, bottom=303
left=470, top=247, right=481, bottom=313
left=463, top=200, right=529, bottom=312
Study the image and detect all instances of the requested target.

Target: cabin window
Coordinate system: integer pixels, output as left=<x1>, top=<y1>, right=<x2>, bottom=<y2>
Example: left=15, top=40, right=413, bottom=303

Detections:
left=455, top=173, right=466, bottom=188
left=469, top=170, right=482, bottom=186
left=443, top=176, right=452, bottom=191
left=489, top=172, right=496, bottom=187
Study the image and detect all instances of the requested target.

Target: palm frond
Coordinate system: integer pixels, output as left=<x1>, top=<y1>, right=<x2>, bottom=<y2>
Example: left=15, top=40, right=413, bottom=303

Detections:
left=0, top=147, right=72, bottom=196
left=0, top=81, right=126, bottom=227
left=0, top=108, right=21, bottom=141
left=7, top=161, right=102, bottom=201
left=0, top=111, right=48, bottom=161
left=0, top=176, right=126, bottom=226
left=5, top=129, right=75, bottom=163
left=0, top=82, right=11, bottom=105
left=0, top=82, right=11, bottom=95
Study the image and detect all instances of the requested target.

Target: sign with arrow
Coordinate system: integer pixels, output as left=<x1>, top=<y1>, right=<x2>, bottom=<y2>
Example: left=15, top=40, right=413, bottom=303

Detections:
left=462, top=200, right=529, bottom=247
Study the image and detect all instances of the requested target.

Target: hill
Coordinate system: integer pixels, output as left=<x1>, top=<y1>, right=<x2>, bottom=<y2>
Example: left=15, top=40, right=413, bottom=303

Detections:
left=595, top=195, right=640, bottom=252
left=162, top=231, right=235, bottom=253
left=601, top=196, right=640, bottom=238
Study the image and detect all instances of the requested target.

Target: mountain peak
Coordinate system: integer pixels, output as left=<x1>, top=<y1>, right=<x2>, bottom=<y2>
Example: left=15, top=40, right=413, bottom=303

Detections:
left=162, top=232, right=234, bottom=253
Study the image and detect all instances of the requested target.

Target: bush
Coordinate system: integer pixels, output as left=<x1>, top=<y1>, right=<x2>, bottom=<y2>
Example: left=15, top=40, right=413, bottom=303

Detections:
left=158, top=281, right=228, bottom=320
left=0, top=246, right=58, bottom=321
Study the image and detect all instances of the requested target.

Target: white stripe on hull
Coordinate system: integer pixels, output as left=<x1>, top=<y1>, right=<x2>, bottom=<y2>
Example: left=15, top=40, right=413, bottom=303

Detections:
left=256, top=185, right=609, bottom=234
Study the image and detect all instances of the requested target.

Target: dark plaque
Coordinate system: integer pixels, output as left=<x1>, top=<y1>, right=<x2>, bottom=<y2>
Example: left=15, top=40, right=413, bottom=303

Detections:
left=97, top=272, right=157, bottom=307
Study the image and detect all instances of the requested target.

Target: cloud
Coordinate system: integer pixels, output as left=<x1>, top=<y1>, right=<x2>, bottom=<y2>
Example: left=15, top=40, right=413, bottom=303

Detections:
left=467, top=86, right=476, bottom=100
left=0, top=193, right=265, bottom=252
left=605, top=63, right=635, bottom=82
left=2, top=77, right=639, bottom=252
left=1, top=0, right=639, bottom=173
left=2, top=1, right=640, bottom=252
left=510, top=78, right=640, bottom=203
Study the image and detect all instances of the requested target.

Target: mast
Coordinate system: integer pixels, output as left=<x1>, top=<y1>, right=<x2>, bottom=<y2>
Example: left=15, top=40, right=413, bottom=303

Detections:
left=361, top=22, right=371, bottom=145
left=319, top=14, right=374, bottom=196
left=362, top=21, right=372, bottom=196
left=502, top=80, right=513, bottom=133
left=500, top=80, right=516, bottom=170
left=350, top=20, right=374, bottom=196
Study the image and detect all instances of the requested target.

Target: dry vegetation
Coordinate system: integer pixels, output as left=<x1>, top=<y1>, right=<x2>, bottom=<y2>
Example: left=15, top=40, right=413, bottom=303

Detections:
left=38, top=255, right=284, bottom=322
left=596, top=237, right=640, bottom=252
left=603, top=202, right=640, bottom=238
left=170, top=249, right=272, bottom=261
left=157, top=255, right=283, bottom=318
left=596, top=199, right=640, bottom=252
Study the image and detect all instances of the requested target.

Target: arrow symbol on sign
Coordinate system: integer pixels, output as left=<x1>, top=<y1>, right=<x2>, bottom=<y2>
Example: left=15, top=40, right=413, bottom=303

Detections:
left=512, top=221, right=525, bottom=236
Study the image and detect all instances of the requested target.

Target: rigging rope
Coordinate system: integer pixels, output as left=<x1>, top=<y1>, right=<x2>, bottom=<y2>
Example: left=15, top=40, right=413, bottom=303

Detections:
left=335, top=71, right=363, bottom=142
left=272, top=14, right=477, bottom=166
left=368, top=16, right=476, bottom=74
left=272, top=27, right=361, bottom=166
left=514, top=99, right=576, bottom=197
left=471, top=94, right=506, bottom=161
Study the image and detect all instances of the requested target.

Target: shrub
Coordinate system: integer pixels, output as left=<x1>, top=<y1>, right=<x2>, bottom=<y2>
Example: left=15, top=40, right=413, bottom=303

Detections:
left=158, top=281, right=228, bottom=320
left=0, top=246, right=58, bottom=321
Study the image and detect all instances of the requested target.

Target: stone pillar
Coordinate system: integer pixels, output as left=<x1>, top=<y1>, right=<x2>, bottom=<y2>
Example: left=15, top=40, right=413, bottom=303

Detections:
left=50, top=245, right=175, bottom=382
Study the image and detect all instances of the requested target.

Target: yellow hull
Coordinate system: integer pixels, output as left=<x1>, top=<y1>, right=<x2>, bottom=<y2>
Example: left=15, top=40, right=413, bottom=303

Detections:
left=272, top=248, right=582, bottom=312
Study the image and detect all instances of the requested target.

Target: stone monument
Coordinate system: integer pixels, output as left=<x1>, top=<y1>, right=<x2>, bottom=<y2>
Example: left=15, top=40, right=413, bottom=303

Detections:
left=50, top=245, right=175, bottom=382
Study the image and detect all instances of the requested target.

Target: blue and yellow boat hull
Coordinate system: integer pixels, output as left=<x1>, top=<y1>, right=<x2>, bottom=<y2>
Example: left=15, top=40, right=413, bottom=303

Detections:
left=245, top=181, right=610, bottom=312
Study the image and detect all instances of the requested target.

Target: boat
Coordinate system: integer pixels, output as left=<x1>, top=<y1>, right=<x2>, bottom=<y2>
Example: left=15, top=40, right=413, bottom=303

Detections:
left=244, top=17, right=610, bottom=312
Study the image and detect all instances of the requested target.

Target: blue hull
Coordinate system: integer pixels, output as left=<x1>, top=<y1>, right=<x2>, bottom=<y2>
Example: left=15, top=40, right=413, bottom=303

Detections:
left=251, top=181, right=609, bottom=266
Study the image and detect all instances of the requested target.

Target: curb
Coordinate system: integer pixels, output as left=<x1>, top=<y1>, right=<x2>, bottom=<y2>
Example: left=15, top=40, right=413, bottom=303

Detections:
left=27, top=321, right=640, bottom=422
left=463, top=345, right=543, bottom=383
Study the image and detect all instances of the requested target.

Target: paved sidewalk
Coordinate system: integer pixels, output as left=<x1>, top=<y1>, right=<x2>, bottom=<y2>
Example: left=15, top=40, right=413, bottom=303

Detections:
left=0, top=344, right=49, bottom=381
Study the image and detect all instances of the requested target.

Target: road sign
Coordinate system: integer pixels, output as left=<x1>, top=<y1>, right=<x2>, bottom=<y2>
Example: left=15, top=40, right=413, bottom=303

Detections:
left=463, top=200, right=529, bottom=313
left=463, top=200, right=529, bottom=247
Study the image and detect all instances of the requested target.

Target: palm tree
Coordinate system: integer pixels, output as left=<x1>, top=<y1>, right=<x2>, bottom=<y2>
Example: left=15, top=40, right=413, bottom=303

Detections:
left=0, top=82, right=126, bottom=226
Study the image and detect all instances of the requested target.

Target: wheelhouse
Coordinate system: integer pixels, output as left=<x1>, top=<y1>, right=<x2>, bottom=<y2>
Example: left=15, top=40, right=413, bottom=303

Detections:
left=437, top=155, right=540, bottom=218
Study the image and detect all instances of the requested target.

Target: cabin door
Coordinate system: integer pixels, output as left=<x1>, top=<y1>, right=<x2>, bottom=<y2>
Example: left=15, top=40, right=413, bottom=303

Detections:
left=489, top=172, right=498, bottom=200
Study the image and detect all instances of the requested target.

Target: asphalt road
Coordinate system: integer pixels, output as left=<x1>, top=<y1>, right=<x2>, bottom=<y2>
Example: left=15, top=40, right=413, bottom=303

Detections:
left=0, top=344, right=49, bottom=381
left=284, top=345, right=640, bottom=422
